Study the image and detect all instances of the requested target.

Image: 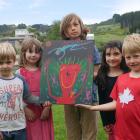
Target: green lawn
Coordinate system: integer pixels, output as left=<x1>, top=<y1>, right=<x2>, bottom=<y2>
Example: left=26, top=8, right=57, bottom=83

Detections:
left=52, top=105, right=107, bottom=140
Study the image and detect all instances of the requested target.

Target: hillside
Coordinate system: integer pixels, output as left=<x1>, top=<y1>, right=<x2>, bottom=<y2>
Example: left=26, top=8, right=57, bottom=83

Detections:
left=0, top=10, right=139, bottom=50
left=88, top=23, right=126, bottom=51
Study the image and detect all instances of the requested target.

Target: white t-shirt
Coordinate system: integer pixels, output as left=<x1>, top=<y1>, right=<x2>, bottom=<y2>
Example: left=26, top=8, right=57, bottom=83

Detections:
left=0, top=74, right=39, bottom=131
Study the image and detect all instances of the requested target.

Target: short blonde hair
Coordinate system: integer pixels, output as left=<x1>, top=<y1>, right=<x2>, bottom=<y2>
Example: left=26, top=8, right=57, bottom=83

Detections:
left=60, top=13, right=88, bottom=40
left=0, top=42, right=16, bottom=62
left=122, top=33, right=140, bottom=55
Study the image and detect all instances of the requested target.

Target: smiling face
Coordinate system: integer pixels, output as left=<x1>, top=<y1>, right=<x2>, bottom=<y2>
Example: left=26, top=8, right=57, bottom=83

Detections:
left=105, top=47, right=122, bottom=69
left=125, top=52, right=140, bottom=73
left=0, top=59, right=15, bottom=77
left=25, top=45, right=41, bottom=66
left=65, top=18, right=82, bottom=40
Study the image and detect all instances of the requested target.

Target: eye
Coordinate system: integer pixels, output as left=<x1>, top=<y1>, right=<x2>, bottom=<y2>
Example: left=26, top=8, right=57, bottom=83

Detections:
left=29, top=49, right=33, bottom=53
left=113, top=52, right=120, bottom=56
left=125, top=56, right=130, bottom=60
left=133, top=54, right=140, bottom=58
left=106, top=53, right=110, bottom=56
left=0, top=62, right=3, bottom=65
left=74, top=23, right=78, bottom=26
left=6, top=61, right=12, bottom=64
left=35, top=48, right=42, bottom=54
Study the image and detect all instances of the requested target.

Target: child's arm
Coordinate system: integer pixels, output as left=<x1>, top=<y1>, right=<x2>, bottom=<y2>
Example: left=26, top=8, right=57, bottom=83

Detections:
left=0, top=132, right=3, bottom=140
left=23, top=93, right=40, bottom=105
left=40, top=106, right=50, bottom=121
left=94, top=64, right=100, bottom=79
left=76, top=100, right=116, bottom=111
left=18, top=75, right=40, bottom=105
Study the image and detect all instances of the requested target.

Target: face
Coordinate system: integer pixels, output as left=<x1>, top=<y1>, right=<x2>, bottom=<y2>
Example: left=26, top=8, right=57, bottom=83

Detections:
left=65, top=18, right=81, bottom=40
left=125, top=52, right=140, bottom=72
left=0, top=59, right=15, bottom=77
left=25, top=45, right=41, bottom=66
left=105, top=47, right=122, bottom=68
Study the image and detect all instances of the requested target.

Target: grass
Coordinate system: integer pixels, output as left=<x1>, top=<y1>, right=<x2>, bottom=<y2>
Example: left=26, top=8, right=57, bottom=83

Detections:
left=52, top=105, right=107, bottom=140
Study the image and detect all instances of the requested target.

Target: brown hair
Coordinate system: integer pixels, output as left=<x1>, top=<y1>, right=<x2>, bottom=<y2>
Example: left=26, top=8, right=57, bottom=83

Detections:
left=0, top=42, right=16, bottom=62
left=122, top=33, right=140, bottom=55
left=19, top=37, right=42, bottom=67
left=60, top=13, right=88, bottom=40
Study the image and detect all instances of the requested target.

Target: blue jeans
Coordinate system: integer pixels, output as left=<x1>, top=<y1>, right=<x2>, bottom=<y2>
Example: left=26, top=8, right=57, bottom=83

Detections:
left=2, top=129, right=26, bottom=140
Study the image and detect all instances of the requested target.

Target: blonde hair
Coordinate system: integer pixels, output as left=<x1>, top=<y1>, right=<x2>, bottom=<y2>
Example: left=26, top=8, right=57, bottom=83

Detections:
left=19, top=37, right=42, bottom=67
left=0, top=42, right=16, bottom=62
left=60, top=13, right=88, bottom=40
left=122, top=33, right=140, bottom=55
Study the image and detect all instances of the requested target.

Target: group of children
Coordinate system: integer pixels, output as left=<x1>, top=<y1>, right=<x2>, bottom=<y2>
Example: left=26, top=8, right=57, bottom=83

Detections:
left=0, top=12, right=140, bottom=140
left=77, top=34, right=140, bottom=140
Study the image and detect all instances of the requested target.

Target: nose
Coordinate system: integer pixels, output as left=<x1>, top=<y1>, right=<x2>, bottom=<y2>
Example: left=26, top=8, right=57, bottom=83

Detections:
left=71, top=25, right=76, bottom=30
left=110, top=55, right=115, bottom=60
left=129, top=58, right=135, bottom=63
left=31, top=52, right=36, bottom=56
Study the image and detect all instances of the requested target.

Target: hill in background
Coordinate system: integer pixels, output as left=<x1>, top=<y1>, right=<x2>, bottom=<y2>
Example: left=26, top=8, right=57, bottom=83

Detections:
left=0, top=11, right=140, bottom=50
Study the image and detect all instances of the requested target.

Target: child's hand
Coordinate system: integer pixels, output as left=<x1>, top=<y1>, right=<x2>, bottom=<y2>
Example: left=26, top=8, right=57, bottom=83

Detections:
left=43, top=101, right=52, bottom=107
left=0, top=132, right=3, bottom=140
left=104, top=124, right=114, bottom=134
left=24, top=107, right=36, bottom=121
left=40, top=107, right=50, bottom=121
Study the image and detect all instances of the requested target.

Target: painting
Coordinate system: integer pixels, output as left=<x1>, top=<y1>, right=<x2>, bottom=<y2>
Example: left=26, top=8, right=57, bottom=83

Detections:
left=40, top=40, right=95, bottom=104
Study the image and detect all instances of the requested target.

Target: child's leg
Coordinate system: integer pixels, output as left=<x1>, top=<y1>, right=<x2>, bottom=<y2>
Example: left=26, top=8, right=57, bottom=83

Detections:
left=3, top=136, right=13, bottom=140
left=64, top=105, right=81, bottom=140
left=80, top=108, right=98, bottom=140
left=2, top=132, right=14, bottom=140
left=14, top=129, right=26, bottom=140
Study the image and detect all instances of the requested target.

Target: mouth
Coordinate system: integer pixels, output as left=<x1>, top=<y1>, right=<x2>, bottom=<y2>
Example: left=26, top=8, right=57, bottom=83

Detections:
left=30, top=58, right=38, bottom=61
left=0, top=70, right=11, bottom=77
left=71, top=32, right=78, bottom=35
left=108, top=61, right=118, bottom=65
left=129, top=64, right=138, bottom=67
left=1, top=69, right=10, bottom=72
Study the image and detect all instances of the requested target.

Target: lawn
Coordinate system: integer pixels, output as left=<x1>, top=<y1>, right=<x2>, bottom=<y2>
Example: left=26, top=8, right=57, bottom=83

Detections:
left=52, top=105, right=107, bottom=140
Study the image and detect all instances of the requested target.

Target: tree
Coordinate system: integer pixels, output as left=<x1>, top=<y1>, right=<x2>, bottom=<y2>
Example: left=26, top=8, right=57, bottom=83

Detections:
left=17, top=23, right=27, bottom=29
left=113, top=14, right=121, bottom=23
left=46, top=20, right=61, bottom=40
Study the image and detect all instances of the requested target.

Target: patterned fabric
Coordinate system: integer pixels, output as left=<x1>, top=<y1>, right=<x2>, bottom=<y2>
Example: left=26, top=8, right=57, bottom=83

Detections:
left=92, top=45, right=101, bottom=103
left=93, top=45, right=101, bottom=64
left=0, top=75, right=28, bottom=131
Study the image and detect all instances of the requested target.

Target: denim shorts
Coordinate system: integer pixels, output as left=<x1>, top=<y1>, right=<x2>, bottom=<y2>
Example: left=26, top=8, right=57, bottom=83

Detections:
left=2, top=129, right=26, bottom=140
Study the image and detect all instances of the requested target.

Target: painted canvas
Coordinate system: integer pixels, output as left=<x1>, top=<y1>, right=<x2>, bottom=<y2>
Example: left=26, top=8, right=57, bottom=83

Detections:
left=40, top=40, right=94, bottom=104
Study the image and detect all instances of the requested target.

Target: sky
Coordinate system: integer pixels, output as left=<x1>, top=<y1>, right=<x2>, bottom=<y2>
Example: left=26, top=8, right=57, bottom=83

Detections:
left=0, top=0, right=140, bottom=25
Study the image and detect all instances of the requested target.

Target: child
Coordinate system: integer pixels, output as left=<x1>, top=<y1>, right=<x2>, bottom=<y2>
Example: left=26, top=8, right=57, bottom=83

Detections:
left=16, top=37, right=54, bottom=140
left=76, top=33, right=140, bottom=140
left=0, top=42, right=40, bottom=140
left=95, top=40, right=128, bottom=140
left=60, top=13, right=100, bottom=140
